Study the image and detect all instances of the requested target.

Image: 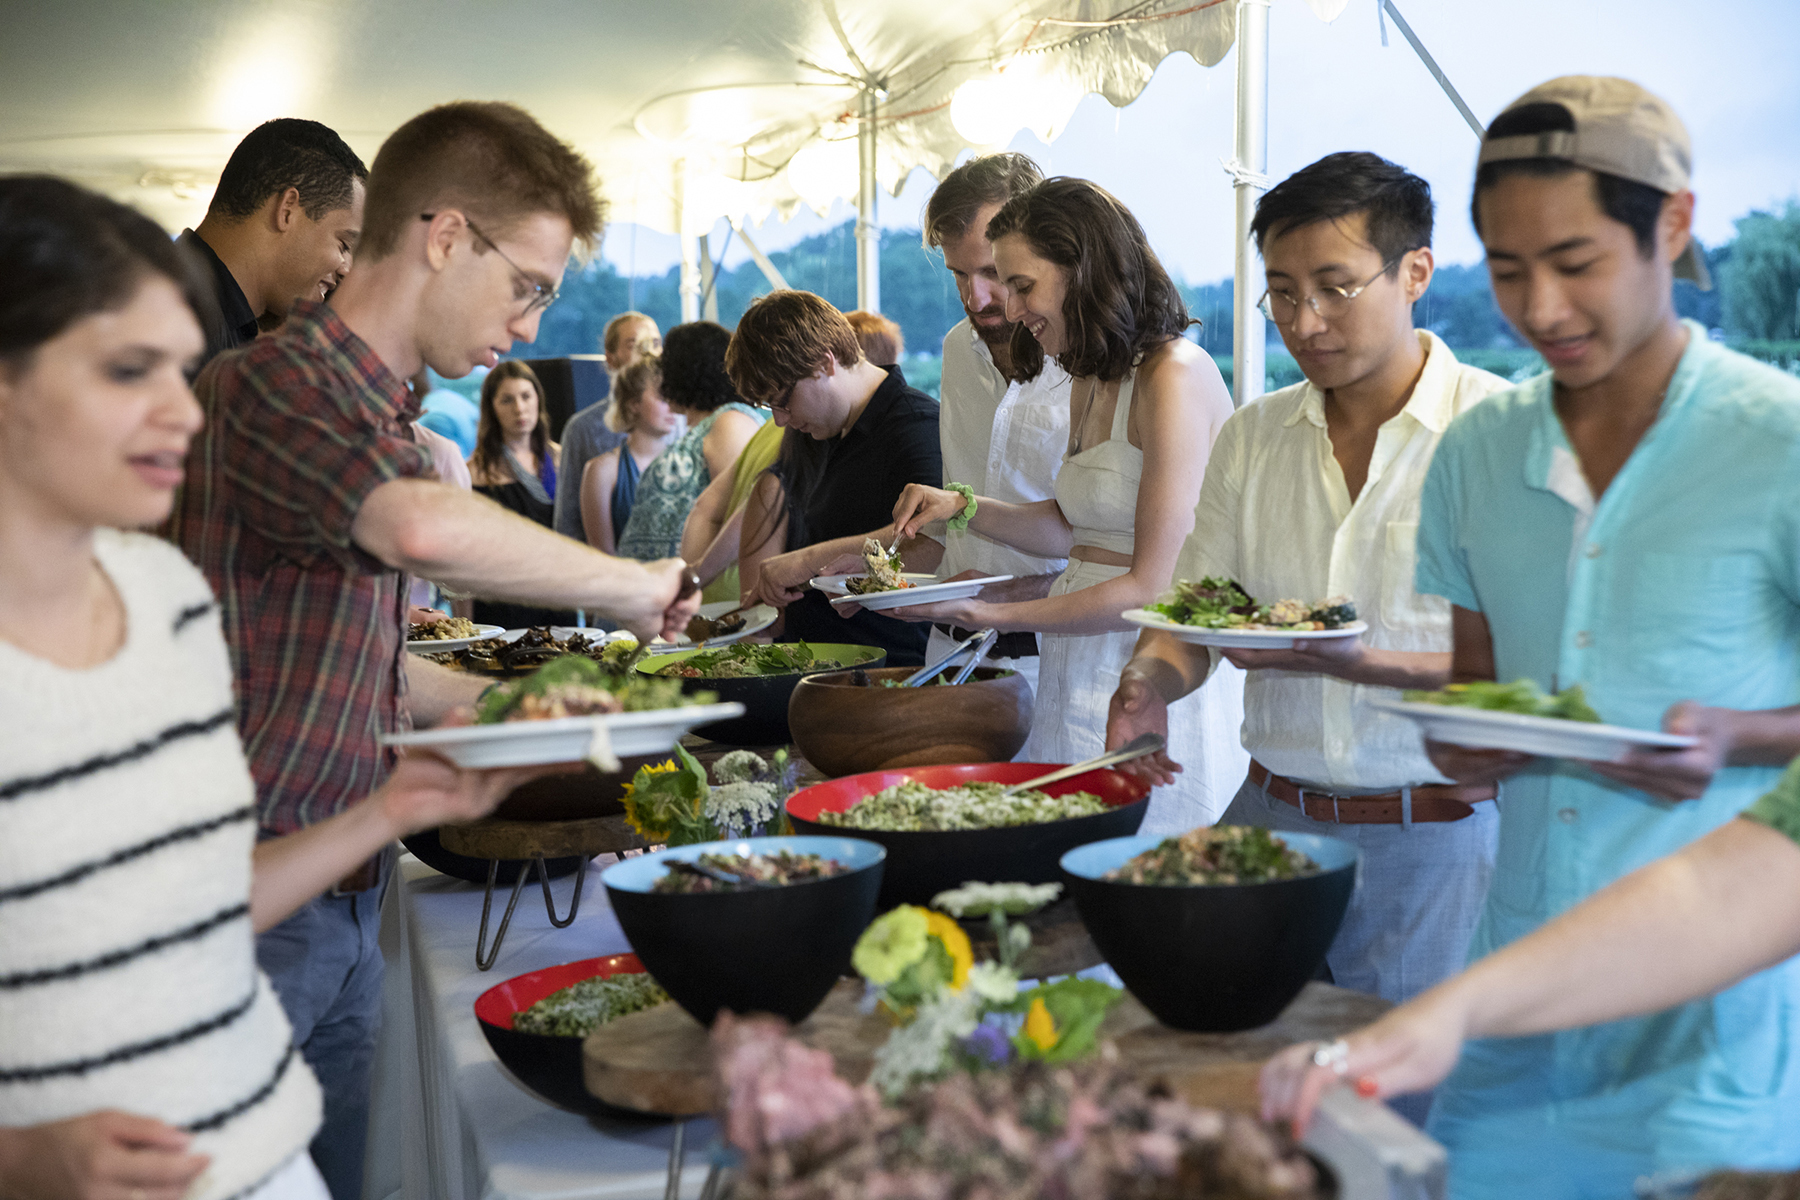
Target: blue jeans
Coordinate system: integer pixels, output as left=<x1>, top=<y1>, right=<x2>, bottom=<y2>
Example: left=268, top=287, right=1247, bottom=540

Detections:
left=1219, top=775, right=1498, bottom=1126
left=256, top=879, right=387, bottom=1200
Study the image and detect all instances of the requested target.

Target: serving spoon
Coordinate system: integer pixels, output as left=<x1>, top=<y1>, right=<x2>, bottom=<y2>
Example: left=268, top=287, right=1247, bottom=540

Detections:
left=996, top=732, right=1167, bottom=798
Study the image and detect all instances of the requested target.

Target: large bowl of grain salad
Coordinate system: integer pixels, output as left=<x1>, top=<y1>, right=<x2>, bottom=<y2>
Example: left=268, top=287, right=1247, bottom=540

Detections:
left=785, top=762, right=1148, bottom=909
left=473, top=952, right=671, bottom=1115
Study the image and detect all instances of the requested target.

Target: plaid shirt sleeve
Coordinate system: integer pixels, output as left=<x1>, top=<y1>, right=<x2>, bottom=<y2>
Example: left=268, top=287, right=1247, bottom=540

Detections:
left=212, top=349, right=431, bottom=569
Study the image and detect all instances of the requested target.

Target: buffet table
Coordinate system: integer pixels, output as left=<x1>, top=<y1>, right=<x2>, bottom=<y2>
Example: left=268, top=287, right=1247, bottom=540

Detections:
left=363, top=853, right=714, bottom=1200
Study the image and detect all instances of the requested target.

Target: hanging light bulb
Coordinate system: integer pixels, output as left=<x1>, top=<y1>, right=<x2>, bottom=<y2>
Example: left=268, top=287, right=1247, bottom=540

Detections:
left=950, top=76, right=1022, bottom=146
left=1006, top=59, right=1086, bottom=142
left=785, top=137, right=860, bottom=212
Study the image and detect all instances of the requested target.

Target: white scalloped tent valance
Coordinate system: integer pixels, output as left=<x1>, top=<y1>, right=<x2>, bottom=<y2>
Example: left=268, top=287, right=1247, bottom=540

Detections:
left=0, top=0, right=1246, bottom=238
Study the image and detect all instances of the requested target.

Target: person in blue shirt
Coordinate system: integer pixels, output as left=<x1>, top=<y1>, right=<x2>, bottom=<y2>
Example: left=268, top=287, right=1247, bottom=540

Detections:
left=1263, top=76, right=1800, bottom=1196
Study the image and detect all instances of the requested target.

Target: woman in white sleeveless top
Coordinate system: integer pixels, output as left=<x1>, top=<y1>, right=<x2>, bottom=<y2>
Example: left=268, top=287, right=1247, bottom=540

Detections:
left=889, top=178, right=1247, bottom=833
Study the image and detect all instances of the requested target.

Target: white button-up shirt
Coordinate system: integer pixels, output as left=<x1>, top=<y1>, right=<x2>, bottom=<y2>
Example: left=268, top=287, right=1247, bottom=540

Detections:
left=1174, top=331, right=1510, bottom=788
left=937, top=318, right=1071, bottom=581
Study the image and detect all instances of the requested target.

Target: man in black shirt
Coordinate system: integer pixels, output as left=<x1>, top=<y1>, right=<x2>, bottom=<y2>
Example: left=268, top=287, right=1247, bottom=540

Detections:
left=179, top=118, right=367, bottom=367
left=728, top=290, right=942, bottom=664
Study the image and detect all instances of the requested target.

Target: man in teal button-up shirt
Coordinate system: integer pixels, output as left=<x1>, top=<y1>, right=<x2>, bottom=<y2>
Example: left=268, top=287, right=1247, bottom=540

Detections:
left=1413, top=78, right=1800, bottom=1196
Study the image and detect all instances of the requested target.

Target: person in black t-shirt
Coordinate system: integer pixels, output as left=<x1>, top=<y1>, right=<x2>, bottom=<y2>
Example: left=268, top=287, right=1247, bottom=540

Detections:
left=179, top=118, right=367, bottom=368
left=728, top=291, right=942, bottom=665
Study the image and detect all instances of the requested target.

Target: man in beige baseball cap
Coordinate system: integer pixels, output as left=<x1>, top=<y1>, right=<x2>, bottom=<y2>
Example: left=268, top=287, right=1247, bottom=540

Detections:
left=1258, top=76, right=1800, bottom=1198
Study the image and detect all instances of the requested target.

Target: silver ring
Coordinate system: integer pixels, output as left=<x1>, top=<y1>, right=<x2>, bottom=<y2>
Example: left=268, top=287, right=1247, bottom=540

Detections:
left=1311, top=1038, right=1350, bottom=1075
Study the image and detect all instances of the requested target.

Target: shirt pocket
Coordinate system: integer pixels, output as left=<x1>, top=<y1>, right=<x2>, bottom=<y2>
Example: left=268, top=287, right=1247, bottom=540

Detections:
left=1621, top=551, right=1768, bottom=696
left=1380, top=520, right=1426, bottom=630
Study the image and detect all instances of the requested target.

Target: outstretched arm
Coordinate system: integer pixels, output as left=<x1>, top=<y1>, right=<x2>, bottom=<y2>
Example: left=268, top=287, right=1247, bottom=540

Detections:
left=1261, top=811, right=1800, bottom=1131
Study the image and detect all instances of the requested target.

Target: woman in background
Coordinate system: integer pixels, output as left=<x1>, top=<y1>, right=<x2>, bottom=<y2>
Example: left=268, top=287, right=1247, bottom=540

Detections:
left=466, top=360, right=572, bottom=628
left=888, top=178, right=1247, bottom=833
left=579, top=355, right=674, bottom=555
left=615, top=321, right=763, bottom=565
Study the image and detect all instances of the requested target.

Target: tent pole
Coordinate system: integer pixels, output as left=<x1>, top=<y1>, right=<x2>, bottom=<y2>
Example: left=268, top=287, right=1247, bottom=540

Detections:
left=699, top=232, right=720, bottom=322
left=856, top=87, right=880, bottom=313
left=676, top=160, right=700, bottom=322
left=1230, top=0, right=1270, bottom=409
left=729, top=216, right=792, bottom=292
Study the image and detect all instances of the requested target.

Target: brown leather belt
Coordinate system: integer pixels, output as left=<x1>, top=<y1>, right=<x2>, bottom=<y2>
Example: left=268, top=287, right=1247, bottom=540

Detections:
left=331, top=853, right=386, bottom=896
left=1247, top=760, right=1495, bottom=825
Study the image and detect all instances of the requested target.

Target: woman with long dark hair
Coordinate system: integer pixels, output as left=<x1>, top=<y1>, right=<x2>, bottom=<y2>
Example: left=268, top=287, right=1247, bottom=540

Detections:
left=0, top=176, right=544, bottom=1200
left=466, top=359, right=572, bottom=627
left=889, top=177, right=1247, bottom=831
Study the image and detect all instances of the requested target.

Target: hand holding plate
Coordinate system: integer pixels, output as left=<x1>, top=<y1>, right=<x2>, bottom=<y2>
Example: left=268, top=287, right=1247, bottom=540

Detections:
left=1583, top=700, right=1729, bottom=801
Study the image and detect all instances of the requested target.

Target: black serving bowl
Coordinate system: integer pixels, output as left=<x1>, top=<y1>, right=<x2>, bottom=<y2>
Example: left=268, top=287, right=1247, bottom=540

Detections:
left=786, top=763, right=1149, bottom=910
left=635, top=643, right=886, bottom=745
left=601, top=835, right=886, bottom=1026
left=1060, top=832, right=1359, bottom=1032
left=473, top=952, right=665, bottom=1116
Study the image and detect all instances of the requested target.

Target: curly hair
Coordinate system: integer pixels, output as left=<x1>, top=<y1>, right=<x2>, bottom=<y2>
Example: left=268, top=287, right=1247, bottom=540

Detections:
left=985, top=177, right=1195, bottom=383
left=659, top=321, right=744, bottom=413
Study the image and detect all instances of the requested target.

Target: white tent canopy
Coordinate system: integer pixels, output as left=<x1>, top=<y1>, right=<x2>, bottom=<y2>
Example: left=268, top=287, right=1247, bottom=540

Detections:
left=2, top=0, right=1405, bottom=402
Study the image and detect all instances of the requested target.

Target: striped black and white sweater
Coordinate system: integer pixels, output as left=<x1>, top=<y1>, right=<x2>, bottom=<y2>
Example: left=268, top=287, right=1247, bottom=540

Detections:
left=0, top=530, right=321, bottom=1200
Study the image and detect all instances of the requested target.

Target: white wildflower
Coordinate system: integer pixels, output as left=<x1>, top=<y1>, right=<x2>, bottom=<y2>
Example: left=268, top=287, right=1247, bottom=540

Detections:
left=930, top=881, right=1063, bottom=918
left=965, top=961, right=1020, bottom=1005
left=868, top=991, right=980, bottom=1098
left=713, top=750, right=768, bottom=785
left=705, top=780, right=779, bottom=835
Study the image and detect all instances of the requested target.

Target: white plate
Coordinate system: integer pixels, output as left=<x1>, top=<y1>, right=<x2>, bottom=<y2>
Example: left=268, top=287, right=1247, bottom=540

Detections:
left=651, top=600, right=779, bottom=648
left=381, top=703, right=746, bottom=768
left=812, top=573, right=1014, bottom=612
left=405, top=624, right=505, bottom=654
left=1369, top=697, right=1698, bottom=763
left=1122, top=608, right=1368, bottom=649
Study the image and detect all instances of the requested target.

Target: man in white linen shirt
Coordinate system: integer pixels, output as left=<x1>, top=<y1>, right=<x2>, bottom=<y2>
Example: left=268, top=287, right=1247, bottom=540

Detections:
left=923, top=152, right=1071, bottom=692
left=753, top=153, right=1069, bottom=694
left=1106, top=153, right=1508, bottom=1027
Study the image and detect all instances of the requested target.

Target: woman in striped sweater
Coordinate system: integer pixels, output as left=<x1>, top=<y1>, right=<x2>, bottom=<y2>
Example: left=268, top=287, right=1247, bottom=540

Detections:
left=0, top=180, right=548, bottom=1200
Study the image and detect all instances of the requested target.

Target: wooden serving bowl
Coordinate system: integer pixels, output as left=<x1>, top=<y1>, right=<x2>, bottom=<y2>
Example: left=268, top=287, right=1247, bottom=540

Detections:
left=786, top=666, right=1033, bottom=776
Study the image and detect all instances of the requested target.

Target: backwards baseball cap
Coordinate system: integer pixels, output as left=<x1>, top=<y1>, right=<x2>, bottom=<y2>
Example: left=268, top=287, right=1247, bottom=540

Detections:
left=1478, top=75, right=1710, bottom=289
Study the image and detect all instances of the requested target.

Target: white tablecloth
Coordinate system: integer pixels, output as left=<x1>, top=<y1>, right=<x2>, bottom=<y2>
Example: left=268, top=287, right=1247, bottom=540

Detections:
left=365, top=854, right=716, bottom=1200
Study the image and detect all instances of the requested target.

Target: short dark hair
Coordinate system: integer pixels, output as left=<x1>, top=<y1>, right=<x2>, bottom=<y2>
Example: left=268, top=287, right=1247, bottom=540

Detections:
left=359, top=101, right=604, bottom=262
left=1252, top=152, right=1434, bottom=266
left=923, top=152, right=1044, bottom=248
left=985, top=177, right=1195, bottom=383
left=1472, top=103, right=1665, bottom=257
left=659, top=321, right=743, bottom=413
left=208, top=119, right=367, bottom=222
left=0, top=175, right=217, bottom=366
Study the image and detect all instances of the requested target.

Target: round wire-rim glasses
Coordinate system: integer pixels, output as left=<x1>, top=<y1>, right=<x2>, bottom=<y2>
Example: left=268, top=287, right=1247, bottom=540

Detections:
left=1257, top=255, right=1405, bottom=326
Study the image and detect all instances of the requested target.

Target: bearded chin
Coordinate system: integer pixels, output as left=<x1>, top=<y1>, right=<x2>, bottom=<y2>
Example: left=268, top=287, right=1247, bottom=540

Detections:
left=969, top=311, right=1013, bottom=347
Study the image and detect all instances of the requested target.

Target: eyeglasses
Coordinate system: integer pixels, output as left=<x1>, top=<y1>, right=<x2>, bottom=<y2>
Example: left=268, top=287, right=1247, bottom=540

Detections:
left=760, top=381, right=797, bottom=412
left=420, top=212, right=559, bottom=315
left=1257, top=256, right=1403, bottom=326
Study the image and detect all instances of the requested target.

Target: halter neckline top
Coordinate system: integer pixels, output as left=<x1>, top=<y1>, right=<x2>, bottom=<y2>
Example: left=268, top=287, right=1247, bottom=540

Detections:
left=1053, top=370, right=1141, bottom=558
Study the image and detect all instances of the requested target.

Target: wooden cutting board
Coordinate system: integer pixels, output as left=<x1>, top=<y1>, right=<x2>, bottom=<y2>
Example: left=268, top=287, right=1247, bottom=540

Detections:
left=582, top=980, right=1389, bottom=1118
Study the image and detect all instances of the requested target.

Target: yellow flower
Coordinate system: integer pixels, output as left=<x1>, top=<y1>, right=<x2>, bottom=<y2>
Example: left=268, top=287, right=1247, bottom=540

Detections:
left=620, top=760, right=681, bottom=840
left=854, top=906, right=932, bottom=985
left=923, top=910, right=973, bottom=992
left=1022, top=996, right=1058, bottom=1053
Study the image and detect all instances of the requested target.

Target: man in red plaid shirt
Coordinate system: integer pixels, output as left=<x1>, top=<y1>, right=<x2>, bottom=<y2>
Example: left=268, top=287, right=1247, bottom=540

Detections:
left=169, top=101, right=699, bottom=1199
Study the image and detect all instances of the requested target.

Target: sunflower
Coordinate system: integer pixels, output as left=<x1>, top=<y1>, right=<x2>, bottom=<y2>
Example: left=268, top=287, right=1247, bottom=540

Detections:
left=922, top=910, right=973, bottom=992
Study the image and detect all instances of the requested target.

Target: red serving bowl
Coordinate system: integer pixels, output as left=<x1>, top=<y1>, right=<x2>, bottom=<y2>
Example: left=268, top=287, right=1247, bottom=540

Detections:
left=785, top=762, right=1149, bottom=909
left=474, top=953, right=665, bottom=1117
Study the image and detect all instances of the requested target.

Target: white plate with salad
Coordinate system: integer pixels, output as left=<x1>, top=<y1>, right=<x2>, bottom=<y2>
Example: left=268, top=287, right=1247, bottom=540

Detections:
left=405, top=622, right=505, bottom=654
left=1122, top=608, right=1368, bottom=648
left=384, top=705, right=746, bottom=769
left=651, top=600, right=779, bottom=648
left=1371, top=683, right=1697, bottom=762
left=812, top=573, right=1013, bottom=612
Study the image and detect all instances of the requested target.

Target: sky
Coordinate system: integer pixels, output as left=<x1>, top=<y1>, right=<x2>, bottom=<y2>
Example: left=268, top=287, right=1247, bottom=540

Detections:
left=601, top=0, right=1800, bottom=286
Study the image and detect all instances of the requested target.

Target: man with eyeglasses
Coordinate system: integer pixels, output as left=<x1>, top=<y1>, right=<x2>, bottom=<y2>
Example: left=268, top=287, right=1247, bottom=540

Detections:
left=1105, top=153, right=1509, bottom=1106
left=166, top=102, right=699, bottom=1200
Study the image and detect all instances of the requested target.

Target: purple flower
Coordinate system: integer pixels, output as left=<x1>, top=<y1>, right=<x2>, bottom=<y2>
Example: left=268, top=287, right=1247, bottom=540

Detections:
left=962, top=1023, right=1013, bottom=1066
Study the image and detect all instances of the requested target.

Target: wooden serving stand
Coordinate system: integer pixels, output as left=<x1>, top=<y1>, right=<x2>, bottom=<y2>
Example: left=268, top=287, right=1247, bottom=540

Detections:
left=582, top=979, right=1389, bottom=1118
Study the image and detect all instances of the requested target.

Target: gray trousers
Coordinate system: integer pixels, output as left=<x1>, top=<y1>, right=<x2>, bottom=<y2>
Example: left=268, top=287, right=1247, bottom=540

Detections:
left=1219, top=775, right=1498, bottom=1007
left=256, top=881, right=388, bottom=1200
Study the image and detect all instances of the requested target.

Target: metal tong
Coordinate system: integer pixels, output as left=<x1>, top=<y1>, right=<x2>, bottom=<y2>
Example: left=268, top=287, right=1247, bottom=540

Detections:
left=996, top=732, right=1167, bottom=797
left=898, top=627, right=998, bottom=687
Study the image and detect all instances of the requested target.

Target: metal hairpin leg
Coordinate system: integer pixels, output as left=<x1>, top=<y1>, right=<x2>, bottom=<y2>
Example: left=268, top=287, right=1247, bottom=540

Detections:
left=474, top=854, right=591, bottom=971
left=663, top=1120, right=687, bottom=1200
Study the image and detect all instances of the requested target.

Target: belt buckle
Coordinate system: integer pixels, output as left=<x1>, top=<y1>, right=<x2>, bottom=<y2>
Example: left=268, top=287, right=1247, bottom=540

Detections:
left=1295, top=787, right=1342, bottom=824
